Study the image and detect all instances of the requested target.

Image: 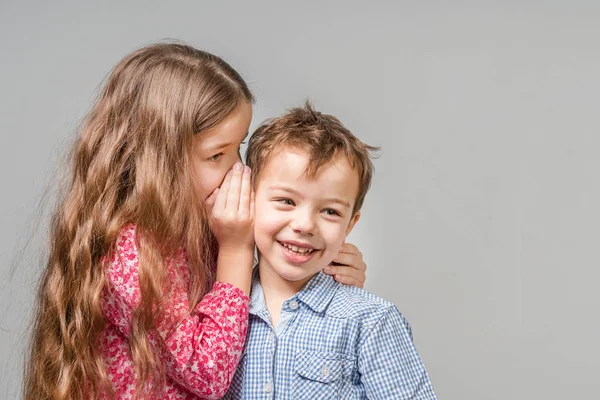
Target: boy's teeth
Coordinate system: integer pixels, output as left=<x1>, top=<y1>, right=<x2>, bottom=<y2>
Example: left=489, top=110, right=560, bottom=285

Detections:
left=282, top=243, right=313, bottom=254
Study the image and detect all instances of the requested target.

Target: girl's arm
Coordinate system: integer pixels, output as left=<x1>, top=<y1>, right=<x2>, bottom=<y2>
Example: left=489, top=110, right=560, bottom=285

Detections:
left=324, top=242, right=368, bottom=288
left=103, top=165, right=255, bottom=399
left=103, top=226, right=250, bottom=399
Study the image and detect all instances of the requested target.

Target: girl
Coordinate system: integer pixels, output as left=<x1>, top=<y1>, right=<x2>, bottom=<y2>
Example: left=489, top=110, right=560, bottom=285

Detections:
left=24, top=42, right=367, bottom=400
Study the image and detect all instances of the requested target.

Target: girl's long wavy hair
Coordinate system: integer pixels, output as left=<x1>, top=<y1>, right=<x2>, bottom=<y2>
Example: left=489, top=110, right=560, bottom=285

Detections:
left=23, top=42, right=253, bottom=400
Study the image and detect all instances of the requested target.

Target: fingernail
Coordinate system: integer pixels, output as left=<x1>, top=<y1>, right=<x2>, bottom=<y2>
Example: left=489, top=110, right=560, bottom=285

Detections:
left=227, top=170, right=233, bottom=176
left=234, top=163, right=243, bottom=171
left=244, top=165, right=251, bottom=173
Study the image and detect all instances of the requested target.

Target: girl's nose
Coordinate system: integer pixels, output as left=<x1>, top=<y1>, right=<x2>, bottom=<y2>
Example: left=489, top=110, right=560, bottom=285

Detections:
left=224, top=154, right=244, bottom=179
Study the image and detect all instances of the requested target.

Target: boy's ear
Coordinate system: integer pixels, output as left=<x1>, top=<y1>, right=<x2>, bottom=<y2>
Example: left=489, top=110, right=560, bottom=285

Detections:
left=345, top=211, right=361, bottom=237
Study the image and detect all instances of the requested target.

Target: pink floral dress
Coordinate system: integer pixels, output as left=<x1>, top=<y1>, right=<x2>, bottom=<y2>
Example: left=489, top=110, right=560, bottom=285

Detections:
left=99, top=224, right=250, bottom=399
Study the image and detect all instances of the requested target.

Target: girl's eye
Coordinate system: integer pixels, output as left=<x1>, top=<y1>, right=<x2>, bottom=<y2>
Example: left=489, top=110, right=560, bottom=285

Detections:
left=323, top=209, right=341, bottom=217
left=208, top=153, right=224, bottom=162
left=278, top=198, right=295, bottom=206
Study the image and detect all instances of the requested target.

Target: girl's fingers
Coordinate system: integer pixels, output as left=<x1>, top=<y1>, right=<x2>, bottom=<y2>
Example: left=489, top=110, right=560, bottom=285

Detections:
left=333, top=273, right=363, bottom=288
left=214, top=169, right=232, bottom=212
left=324, top=264, right=365, bottom=282
left=226, top=162, right=244, bottom=211
left=331, top=252, right=353, bottom=266
left=333, top=242, right=366, bottom=272
left=239, top=165, right=252, bottom=215
left=205, top=187, right=219, bottom=211
left=340, top=242, right=359, bottom=253
left=323, top=265, right=335, bottom=275
left=325, top=264, right=357, bottom=277
left=210, top=164, right=254, bottom=251
left=250, top=189, right=255, bottom=220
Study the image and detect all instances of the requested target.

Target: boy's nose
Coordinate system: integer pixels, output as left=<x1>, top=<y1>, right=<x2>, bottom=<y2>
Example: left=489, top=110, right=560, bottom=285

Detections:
left=290, top=212, right=315, bottom=236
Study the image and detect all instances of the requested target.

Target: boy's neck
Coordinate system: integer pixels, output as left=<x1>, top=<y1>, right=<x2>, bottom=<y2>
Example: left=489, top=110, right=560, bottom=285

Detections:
left=257, top=260, right=316, bottom=328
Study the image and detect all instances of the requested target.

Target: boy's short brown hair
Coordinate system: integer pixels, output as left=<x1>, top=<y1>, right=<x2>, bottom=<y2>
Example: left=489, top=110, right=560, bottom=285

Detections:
left=246, top=101, right=379, bottom=213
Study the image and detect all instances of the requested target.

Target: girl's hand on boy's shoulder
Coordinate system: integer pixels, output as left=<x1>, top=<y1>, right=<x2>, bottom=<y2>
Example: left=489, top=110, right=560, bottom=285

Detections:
left=324, top=243, right=367, bottom=288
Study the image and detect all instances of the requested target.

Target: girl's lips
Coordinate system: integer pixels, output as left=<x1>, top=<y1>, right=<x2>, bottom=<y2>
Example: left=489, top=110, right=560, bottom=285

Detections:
left=278, top=241, right=318, bottom=264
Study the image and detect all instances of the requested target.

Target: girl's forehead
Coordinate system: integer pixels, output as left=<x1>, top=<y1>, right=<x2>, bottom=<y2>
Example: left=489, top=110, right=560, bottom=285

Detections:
left=194, top=103, right=252, bottom=150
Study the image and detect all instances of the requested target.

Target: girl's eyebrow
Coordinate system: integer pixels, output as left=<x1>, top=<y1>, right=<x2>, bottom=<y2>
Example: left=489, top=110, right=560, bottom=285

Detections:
left=206, top=141, right=232, bottom=152
left=206, top=132, right=249, bottom=151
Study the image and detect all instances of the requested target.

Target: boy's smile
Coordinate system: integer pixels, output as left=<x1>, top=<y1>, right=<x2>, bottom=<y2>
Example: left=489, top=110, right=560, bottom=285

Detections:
left=278, top=240, right=317, bottom=263
left=254, top=147, right=361, bottom=293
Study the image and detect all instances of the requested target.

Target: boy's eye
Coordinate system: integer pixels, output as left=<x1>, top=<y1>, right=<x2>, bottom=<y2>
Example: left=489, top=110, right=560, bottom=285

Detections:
left=208, top=152, right=224, bottom=162
left=323, top=208, right=341, bottom=217
left=278, top=198, right=295, bottom=206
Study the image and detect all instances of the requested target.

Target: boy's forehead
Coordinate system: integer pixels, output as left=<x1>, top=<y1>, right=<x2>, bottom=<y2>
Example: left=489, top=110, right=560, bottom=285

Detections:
left=256, top=146, right=335, bottom=179
left=256, top=147, right=360, bottom=198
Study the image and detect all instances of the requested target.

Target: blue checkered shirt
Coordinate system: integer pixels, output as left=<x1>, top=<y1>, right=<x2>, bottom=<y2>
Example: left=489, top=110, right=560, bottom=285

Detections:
left=224, top=270, right=437, bottom=399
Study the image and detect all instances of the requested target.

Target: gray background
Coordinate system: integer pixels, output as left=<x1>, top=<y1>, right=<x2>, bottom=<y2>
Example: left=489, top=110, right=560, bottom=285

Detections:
left=1, top=1, right=599, bottom=399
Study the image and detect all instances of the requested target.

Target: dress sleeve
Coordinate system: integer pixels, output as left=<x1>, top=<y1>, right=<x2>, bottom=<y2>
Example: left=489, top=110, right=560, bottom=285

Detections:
left=358, top=306, right=438, bottom=400
left=101, top=225, right=250, bottom=399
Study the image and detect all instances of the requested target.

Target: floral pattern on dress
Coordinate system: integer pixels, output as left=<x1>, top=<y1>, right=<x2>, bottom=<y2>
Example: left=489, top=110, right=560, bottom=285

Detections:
left=99, top=224, right=250, bottom=399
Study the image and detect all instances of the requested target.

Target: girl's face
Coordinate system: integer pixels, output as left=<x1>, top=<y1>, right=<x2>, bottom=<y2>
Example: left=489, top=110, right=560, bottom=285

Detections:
left=191, top=101, right=253, bottom=203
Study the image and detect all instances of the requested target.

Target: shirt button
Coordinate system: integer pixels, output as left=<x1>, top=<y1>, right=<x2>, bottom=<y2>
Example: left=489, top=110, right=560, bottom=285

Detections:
left=289, top=300, right=299, bottom=310
left=264, top=382, right=272, bottom=393
left=320, top=365, right=330, bottom=377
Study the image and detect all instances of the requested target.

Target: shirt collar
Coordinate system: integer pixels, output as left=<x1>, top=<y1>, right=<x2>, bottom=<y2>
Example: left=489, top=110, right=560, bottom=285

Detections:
left=249, top=267, right=267, bottom=315
left=296, top=271, right=339, bottom=313
left=249, top=268, right=339, bottom=315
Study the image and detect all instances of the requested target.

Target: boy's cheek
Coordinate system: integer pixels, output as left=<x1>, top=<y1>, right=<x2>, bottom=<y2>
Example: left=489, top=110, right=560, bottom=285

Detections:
left=254, top=211, right=284, bottom=235
left=321, top=227, right=348, bottom=251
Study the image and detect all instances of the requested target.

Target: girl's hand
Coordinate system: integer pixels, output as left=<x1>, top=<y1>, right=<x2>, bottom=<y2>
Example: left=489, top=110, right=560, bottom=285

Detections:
left=324, top=243, right=367, bottom=288
left=207, top=162, right=255, bottom=295
left=207, top=163, right=255, bottom=250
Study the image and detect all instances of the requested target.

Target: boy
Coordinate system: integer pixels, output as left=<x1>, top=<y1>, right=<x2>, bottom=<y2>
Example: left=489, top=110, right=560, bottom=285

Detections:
left=225, top=103, right=437, bottom=399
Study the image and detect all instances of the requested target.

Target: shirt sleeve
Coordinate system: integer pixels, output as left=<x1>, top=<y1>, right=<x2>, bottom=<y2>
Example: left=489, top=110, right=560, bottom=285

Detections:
left=102, top=225, right=250, bottom=399
left=358, top=306, right=438, bottom=400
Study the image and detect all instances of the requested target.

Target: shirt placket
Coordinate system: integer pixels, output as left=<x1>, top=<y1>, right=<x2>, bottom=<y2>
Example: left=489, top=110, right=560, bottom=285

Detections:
left=259, top=298, right=302, bottom=399
left=255, top=308, right=276, bottom=399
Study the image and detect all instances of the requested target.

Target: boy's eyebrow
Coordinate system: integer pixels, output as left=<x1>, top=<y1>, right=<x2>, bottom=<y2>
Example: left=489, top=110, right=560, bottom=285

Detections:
left=268, top=185, right=301, bottom=195
left=268, top=185, right=352, bottom=208
left=323, top=198, right=352, bottom=208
